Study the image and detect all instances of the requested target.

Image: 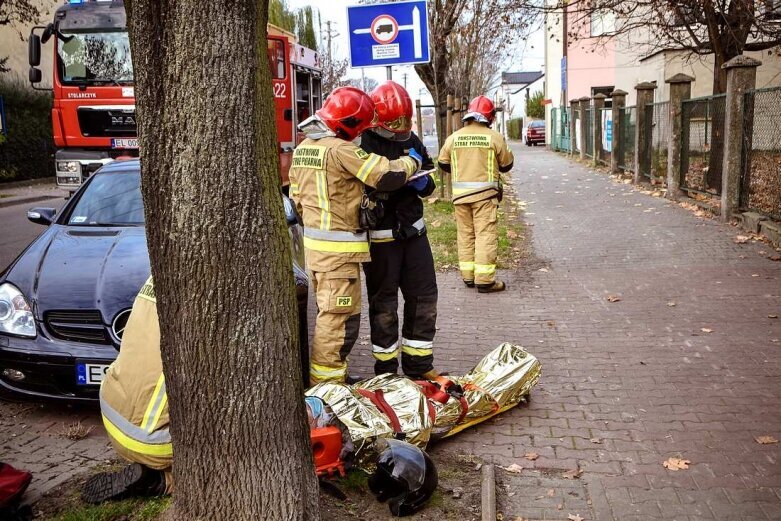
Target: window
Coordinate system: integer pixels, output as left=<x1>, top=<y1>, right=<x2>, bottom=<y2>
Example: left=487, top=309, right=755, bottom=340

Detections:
left=267, top=39, right=286, bottom=79
left=67, top=172, right=144, bottom=226
left=590, top=10, right=616, bottom=37
left=761, top=0, right=781, bottom=20
left=58, top=31, right=133, bottom=84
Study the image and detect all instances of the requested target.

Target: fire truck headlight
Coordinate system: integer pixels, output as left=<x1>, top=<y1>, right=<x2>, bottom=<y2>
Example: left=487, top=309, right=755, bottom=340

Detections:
left=56, top=161, right=81, bottom=174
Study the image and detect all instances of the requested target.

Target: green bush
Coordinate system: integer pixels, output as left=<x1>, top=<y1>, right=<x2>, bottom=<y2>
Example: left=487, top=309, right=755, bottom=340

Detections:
left=0, top=74, right=55, bottom=182
left=507, top=117, right=523, bottom=140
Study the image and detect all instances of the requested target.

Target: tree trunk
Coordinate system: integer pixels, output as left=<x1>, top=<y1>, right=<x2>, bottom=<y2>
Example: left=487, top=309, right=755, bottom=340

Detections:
left=124, top=1, right=320, bottom=519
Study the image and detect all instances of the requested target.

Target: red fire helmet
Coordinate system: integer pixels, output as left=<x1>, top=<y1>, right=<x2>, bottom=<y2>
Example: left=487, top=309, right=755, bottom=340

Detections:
left=316, top=86, right=378, bottom=141
left=463, top=95, right=496, bottom=125
left=370, top=80, right=413, bottom=140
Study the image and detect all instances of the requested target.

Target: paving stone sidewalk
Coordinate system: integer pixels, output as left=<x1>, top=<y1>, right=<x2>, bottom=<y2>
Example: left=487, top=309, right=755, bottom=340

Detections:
left=398, top=144, right=779, bottom=520
left=2, top=144, right=780, bottom=520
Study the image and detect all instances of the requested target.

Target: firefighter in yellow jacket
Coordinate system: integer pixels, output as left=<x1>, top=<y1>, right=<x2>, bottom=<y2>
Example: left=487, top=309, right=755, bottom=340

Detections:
left=438, top=96, right=514, bottom=293
left=82, top=277, right=171, bottom=503
left=289, top=87, right=422, bottom=386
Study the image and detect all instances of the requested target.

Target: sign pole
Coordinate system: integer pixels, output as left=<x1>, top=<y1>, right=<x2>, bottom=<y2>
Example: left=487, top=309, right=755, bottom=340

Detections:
left=386, top=66, right=392, bottom=81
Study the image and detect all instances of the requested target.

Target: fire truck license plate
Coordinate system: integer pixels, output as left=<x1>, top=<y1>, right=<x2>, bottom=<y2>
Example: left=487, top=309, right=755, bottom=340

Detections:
left=111, top=138, right=139, bottom=149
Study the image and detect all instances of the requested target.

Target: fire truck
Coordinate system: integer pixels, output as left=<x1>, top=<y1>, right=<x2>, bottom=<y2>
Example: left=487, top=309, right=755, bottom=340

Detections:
left=28, top=0, right=322, bottom=189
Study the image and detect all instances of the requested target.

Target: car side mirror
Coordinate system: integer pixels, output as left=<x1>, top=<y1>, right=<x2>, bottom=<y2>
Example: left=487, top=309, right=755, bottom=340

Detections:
left=27, top=207, right=56, bottom=226
left=29, top=67, right=42, bottom=84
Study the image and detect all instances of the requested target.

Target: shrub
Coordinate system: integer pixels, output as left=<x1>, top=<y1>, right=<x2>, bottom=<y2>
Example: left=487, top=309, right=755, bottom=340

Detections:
left=507, top=117, right=523, bottom=140
left=0, top=74, right=55, bottom=182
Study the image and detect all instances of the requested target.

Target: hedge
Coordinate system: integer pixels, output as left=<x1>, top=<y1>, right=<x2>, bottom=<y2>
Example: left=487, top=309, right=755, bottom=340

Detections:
left=0, top=75, right=55, bottom=182
left=507, top=117, right=523, bottom=140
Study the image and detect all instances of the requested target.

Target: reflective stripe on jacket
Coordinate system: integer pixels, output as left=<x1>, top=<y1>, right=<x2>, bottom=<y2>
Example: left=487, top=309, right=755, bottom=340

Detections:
left=289, top=136, right=417, bottom=271
left=100, top=277, right=173, bottom=466
left=438, top=122, right=514, bottom=204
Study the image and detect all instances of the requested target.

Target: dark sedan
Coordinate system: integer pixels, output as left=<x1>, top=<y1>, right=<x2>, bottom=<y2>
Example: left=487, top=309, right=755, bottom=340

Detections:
left=0, top=159, right=309, bottom=401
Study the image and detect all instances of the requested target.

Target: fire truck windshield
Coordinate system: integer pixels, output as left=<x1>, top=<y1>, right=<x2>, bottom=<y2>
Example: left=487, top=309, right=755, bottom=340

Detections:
left=57, top=30, right=133, bottom=85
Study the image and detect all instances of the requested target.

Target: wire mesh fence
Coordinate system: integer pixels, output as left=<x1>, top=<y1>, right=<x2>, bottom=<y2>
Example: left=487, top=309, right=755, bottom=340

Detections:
left=619, top=106, right=636, bottom=172
left=680, top=94, right=725, bottom=197
left=584, top=107, right=594, bottom=158
left=741, top=86, right=781, bottom=221
left=599, top=107, right=611, bottom=165
left=645, top=101, right=670, bottom=182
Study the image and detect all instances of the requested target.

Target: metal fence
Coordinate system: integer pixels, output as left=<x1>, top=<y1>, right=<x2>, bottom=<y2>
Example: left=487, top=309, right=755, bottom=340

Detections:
left=599, top=107, right=611, bottom=165
left=680, top=94, right=725, bottom=198
left=584, top=108, right=594, bottom=158
left=551, top=107, right=571, bottom=152
left=741, top=86, right=781, bottom=221
left=645, top=101, right=670, bottom=182
left=619, top=106, right=636, bottom=172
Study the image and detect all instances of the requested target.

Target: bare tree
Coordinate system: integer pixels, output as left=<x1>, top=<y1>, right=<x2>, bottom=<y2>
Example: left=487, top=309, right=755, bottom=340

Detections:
left=124, top=0, right=319, bottom=519
left=415, top=0, right=534, bottom=146
left=0, top=0, right=44, bottom=72
left=545, top=0, right=781, bottom=94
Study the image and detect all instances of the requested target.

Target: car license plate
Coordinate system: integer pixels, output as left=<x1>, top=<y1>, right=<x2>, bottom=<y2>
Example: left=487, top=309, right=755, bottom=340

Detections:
left=111, top=138, right=139, bottom=149
left=76, top=362, right=110, bottom=385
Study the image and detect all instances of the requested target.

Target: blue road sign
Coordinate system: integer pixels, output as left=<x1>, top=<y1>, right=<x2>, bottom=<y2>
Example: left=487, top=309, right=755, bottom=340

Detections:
left=347, top=0, right=430, bottom=68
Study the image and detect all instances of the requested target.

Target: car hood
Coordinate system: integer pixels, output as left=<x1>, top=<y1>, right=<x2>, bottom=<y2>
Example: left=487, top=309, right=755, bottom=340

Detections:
left=4, top=225, right=150, bottom=324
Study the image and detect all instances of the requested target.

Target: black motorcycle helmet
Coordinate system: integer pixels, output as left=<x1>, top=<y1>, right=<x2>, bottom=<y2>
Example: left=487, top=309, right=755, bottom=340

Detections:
left=368, top=439, right=438, bottom=517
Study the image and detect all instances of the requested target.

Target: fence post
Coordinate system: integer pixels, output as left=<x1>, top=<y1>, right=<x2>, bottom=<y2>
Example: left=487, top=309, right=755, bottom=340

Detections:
left=720, top=56, right=761, bottom=221
left=578, top=96, right=590, bottom=161
left=592, top=93, right=606, bottom=167
left=611, top=89, right=627, bottom=174
left=569, top=99, right=579, bottom=155
left=634, top=82, right=657, bottom=184
left=664, top=73, right=694, bottom=199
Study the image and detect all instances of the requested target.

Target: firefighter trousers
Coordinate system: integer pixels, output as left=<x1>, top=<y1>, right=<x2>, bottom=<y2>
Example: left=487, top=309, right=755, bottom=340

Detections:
left=363, top=234, right=438, bottom=378
left=455, top=197, right=499, bottom=285
left=310, top=263, right=362, bottom=386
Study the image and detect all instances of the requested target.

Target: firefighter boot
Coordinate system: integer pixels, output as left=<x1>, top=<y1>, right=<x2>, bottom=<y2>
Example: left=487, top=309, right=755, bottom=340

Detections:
left=477, top=280, right=506, bottom=293
left=82, top=464, right=166, bottom=504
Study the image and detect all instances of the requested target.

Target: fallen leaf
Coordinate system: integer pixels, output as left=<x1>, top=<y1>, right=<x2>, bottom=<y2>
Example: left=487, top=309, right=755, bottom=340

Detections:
left=568, top=514, right=584, bottom=521
left=607, top=295, right=621, bottom=302
left=590, top=438, right=602, bottom=444
left=756, top=435, right=779, bottom=444
left=524, top=452, right=539, bottom=461
left=547, top=489, right=555, bottom=497
left=563, top=468, right=583, bottom=479
left=427, top=197, right=439, bottom=204
left=538, top=267, right=549, bottom=273
left=359, top=340, right=369, bottom=346
left=663, top=457, right=691, bottom=471
left=513, top=517, right=525, bottom=521
left=770, top=314, right=779, bottom=319
left=701, top=328, right=713, bottom=333
left=507, top=230, right=519, bottom=239
left=667, top=302, right=677, bottom=307
left=430, top=220, right=442, bottom=228
left=735, top=235, right=750, bottom=244
left=502, top=463, right=524, bottom=474
left=752, top=274, right=760, bottom=277
left=496, top=513, right=504, bottom=521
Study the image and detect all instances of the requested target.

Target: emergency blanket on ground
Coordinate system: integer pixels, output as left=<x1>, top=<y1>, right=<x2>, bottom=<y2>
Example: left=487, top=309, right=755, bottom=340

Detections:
left=306, top=343, right=541, bottom=466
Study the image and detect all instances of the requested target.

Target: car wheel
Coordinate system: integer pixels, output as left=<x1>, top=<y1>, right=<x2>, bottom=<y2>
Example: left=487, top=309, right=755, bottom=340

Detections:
left=525, top=139, right=531, bottom=147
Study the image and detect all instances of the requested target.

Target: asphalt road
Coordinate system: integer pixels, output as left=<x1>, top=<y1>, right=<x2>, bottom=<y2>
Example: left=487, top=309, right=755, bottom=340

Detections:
left=0, top=197, right=66, bottom=271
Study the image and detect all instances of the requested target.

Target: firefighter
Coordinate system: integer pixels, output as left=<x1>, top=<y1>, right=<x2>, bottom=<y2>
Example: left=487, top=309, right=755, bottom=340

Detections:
left=82, top=277, right=171, bottom=504
left=438, top=96, right=514, bottom=293
left=360, top=80, right=440, bottom=380
left=289, top=86, right=422, bottom=386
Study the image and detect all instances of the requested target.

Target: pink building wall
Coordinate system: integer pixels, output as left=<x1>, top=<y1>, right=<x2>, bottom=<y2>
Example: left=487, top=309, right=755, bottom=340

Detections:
left=564, top=4, right=617, bottom=101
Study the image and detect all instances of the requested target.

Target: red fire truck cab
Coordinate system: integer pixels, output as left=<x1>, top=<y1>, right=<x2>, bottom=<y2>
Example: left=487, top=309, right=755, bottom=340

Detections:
left=28, top=1, right=321, bottom=190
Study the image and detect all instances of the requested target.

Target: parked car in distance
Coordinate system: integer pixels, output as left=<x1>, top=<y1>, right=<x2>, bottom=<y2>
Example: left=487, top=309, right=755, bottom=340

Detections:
left=523, top=120, right=546, bottom=146
left=0, top=159, right=309, bottom=401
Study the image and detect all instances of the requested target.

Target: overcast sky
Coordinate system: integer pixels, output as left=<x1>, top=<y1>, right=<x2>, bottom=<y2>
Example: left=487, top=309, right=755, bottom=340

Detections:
left=287, top=0, right=545, bottom=103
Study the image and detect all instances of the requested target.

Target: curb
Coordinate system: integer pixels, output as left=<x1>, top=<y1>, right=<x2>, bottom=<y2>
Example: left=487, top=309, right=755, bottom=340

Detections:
left=0, top=194, right=63, bottom=209
left=481, top=463, right=496, bottom=521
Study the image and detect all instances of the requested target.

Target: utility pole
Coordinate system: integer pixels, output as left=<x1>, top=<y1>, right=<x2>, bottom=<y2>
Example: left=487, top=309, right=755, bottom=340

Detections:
left=327, top=20, right=333, bottom=67
left=402, top=72, right=408, bottom=90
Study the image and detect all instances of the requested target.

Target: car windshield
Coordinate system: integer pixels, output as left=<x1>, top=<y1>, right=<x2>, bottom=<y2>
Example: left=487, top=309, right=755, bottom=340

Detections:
left=531, top=121, right=545, bottom=128
left=67, top=171, right=144, bottom=226
left=58, top=30, right=133, bottom=84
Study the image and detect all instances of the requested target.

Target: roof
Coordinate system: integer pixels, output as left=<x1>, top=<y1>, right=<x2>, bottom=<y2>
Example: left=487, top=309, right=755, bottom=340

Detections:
left=502, top=71, right=544, bottom=86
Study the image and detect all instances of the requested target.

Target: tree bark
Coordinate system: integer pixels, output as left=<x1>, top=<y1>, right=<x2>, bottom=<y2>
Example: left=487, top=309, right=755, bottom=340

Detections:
left=124, top=1, right=320, bottom=519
